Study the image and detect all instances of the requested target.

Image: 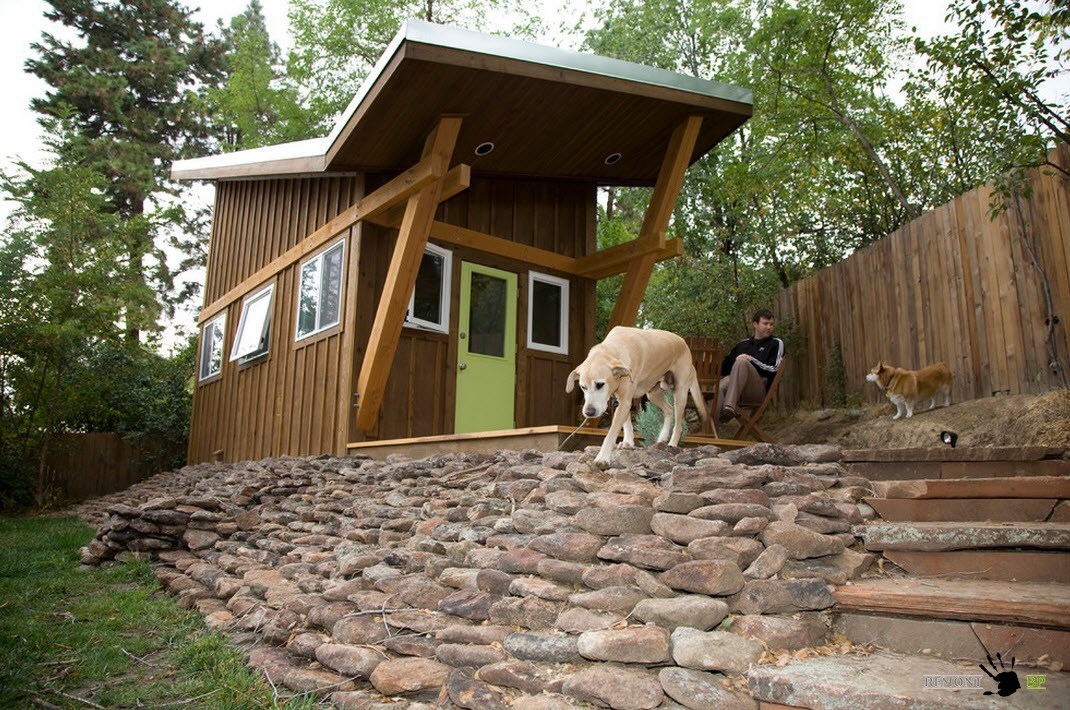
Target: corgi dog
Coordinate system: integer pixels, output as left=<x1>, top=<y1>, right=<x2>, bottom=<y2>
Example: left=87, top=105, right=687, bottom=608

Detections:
left=866, top=361, right=953, bottom=420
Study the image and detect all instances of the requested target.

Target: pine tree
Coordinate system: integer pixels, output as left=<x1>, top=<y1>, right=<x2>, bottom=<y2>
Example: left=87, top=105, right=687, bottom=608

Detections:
left=26, top=0, right=225, bottom=340
left=207, top=0, right=306, bottom=150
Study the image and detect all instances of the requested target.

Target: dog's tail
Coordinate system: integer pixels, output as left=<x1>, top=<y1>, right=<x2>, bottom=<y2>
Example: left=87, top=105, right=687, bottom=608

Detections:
left=688, top=364, right=715, bottom=437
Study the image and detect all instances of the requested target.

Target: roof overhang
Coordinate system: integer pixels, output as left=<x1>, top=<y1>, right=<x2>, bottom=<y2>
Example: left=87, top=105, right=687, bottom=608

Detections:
left=172, top=20, right=752, bottom=186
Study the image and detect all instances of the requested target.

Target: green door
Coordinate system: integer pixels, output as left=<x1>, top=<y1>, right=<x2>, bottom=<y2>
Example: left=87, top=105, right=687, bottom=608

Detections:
left=455, top=262, right=517, bottom=433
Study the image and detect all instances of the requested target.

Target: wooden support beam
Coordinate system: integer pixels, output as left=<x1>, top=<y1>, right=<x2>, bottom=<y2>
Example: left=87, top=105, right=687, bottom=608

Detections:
left=354, top=116, right=463, bottom=431
left=578, top=238, right=684, bottom=280
left=198, top=154, right=448, bottom=325
left=608, top=251, right=658, bottom=329
left=605, top=115, right=702, bottom=328
left=366, top=164, right=471, bottom=230
left=429, top=222, right=580, bottom=274
left=639, top=115, right=703, bottom=247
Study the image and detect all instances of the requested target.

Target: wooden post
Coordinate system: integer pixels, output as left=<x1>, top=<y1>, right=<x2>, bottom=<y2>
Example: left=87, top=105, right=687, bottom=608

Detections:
left=608, top=115, right=702, bottom=328
left=608, top=252, right=658, bottom=329
left=354, top=116, right=462, bottom=431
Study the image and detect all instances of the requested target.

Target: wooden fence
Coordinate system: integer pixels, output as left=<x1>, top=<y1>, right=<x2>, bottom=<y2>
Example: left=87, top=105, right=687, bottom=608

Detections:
left=39, top=433, right=183, bottom=504
left=776, top=143, right=1070, bottom=409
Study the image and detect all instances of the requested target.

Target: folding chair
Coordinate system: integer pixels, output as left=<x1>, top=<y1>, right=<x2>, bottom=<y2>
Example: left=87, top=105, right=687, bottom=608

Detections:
left=683, top=335, right=722, bottom=435
left=730, top=356, right=786, bottom=443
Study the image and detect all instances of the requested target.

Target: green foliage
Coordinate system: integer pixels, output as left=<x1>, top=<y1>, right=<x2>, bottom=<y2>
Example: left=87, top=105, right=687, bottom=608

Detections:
left=285, top=0, right=539, bottom=133
left=583, top=0, right=1067, bottom=346
left=633, top=390, right=689, bottom=447
left=0, top=516, right=318, bottom=709
left=909, top=0, right=1070, bottom=209
left=27, top=0, right=226, bottom=331
left=0, top=119, right=193, bottom=508
left=205, top=0, right=309, bottom=149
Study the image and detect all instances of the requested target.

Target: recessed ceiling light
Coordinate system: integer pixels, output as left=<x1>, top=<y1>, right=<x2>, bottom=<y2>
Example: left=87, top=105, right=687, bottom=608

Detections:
left=604, top=152, right=622, bottom=165
left=474, top=142, right=495, bottom=156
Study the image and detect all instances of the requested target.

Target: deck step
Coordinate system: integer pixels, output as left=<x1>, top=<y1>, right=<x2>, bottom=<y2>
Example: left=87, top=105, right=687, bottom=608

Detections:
left=832, top=578, right=1070, bottom=629
left=844, top=448, right=1070, bottom=482
left=854, top=522, right=1070, bottom=551
left=833, top=613, right=1070, bottom=667
left=872, top=476, right=1070, bottom=499
left=749, top=651, right=1068, bottom=709
left=882, top=549, right=1070, bottom=583
left=865, top=498, right=1058, bottom=522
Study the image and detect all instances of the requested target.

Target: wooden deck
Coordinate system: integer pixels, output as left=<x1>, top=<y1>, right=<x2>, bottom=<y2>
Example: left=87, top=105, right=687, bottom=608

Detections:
left=346, top=425, right=753, bottom=459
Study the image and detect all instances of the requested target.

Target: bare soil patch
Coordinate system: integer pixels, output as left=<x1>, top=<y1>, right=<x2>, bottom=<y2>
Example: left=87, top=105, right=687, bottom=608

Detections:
left=759, top=388, right=1070, bottom=450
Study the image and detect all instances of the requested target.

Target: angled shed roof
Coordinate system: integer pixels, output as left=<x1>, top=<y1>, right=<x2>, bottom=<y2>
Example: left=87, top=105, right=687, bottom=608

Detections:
left=172, top=20, right=752, bottom=186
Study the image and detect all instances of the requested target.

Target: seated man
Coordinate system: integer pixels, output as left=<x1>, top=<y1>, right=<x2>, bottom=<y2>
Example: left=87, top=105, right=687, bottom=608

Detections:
left=716, top=309, right=785, bottom=423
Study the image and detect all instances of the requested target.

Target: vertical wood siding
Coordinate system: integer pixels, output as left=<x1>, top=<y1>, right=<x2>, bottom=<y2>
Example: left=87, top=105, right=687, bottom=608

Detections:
left=776, top=144, right=1070, bottom=408
left=191, top=174, right=598, bottom=461
left=354, top=176, right=597, bottom=443
left=189, top=175, right=364, bottom=463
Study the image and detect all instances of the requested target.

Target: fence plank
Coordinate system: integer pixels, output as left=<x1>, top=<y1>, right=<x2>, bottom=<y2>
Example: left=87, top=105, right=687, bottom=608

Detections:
left=776, top=151, right=1070, bottom=408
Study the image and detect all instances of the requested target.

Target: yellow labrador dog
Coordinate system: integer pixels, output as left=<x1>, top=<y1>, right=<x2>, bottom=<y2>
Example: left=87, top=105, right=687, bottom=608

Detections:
left=567, top=326, right=711, bottom=465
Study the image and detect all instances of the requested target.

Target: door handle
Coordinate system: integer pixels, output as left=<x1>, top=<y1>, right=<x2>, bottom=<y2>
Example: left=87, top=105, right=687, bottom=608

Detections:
left=458, top=363, right=467, bottom=370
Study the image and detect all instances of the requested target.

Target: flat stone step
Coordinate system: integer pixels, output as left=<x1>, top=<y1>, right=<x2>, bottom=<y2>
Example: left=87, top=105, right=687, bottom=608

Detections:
left=873, top=476, right=1070, bottom=499
left=832, top=578, right=1070, bottom=629
left=844, top=447, right=1067, bottom=463
left=854, top=522, right=1070, bottom=551
left=749, top=650, right=1069, bottom=709
left=833, top=612, right=1070, bottom=667
left=883, top=549, right=1070, bottom=584
left=848, top=460, right=1070, bottom=482
left=866, top=498, right=1058, bottom=522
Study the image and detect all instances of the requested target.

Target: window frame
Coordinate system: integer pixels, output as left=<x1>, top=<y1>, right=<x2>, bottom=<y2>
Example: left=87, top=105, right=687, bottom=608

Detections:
left=294, top=239, right=346, bottom=343
left=230, top=282, right=275, bottom=363
left=404, top=242, right=452, bottom=334
left=198, top=312, right=227, bottom=383
left=526, top=271, right=570, bottom=355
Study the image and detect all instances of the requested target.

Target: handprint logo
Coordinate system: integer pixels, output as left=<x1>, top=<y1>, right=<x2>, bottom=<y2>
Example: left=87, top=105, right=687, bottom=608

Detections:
left=980, top=651, right=1020, bottom=697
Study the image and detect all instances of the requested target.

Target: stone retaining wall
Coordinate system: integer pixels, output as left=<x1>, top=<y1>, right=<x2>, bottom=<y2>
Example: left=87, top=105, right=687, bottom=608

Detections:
left=72, top=443, right=878, bottom=709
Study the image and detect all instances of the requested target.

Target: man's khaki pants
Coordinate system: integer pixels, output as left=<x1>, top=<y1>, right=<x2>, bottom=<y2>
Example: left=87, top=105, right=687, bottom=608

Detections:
left=716, top=358, right=767, bottom=420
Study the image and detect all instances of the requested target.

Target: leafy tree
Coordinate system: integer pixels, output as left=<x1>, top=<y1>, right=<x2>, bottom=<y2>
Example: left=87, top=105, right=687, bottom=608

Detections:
left=0, top=116, right=194, bottom=508
left=0, top=117, right=128, bottom=504
left=909, top=0, right=1069, bottom=196
left=285, top=0, right=540, bottom=134
left=26, top=0, right=225, bottom=338
left=206, top=0, right=308, bottom=150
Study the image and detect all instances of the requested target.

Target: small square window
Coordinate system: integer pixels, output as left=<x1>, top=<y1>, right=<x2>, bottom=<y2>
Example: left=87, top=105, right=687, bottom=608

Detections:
left=527, top=272, right=569, bottom=355
left=296, top=240, right=345, bottom=340
left=199, top=313, right=226, bottom=381
left=404, top=243, right=452, bottom=333
left=230, top=283, right=274, bottom=362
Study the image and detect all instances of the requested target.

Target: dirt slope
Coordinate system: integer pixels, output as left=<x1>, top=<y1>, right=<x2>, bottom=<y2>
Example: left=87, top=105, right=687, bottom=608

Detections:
left=760, top=388, right=1070, bottom=450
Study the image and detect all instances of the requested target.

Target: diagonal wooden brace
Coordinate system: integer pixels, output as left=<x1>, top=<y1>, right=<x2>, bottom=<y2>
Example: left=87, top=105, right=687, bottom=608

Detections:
left=607, top=115, right=702, bottom=328
left=354, top=116, right=463, bottom=431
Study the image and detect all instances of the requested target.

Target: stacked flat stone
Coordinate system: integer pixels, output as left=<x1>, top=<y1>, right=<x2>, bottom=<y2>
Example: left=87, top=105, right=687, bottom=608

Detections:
left=74, top=443, right=877, bottom=709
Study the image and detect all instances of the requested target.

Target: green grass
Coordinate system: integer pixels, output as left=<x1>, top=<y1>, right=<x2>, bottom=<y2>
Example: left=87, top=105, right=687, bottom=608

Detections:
left=0, top=516, right=322, bottom=709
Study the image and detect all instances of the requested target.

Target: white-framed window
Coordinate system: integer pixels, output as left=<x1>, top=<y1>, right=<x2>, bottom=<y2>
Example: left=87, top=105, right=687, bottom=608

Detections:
left=527, top=271, right=569, bottom=355
left=404, top=243, right=452, bottom=334
left=296, top=240, right=345, bottom=341
left=198, top=313, right=226, bottom=382
left=230, top=283, right=274, bottom=363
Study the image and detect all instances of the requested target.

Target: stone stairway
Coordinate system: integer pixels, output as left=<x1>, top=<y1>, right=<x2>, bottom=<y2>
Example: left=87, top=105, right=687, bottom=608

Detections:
left=748, top=448, right=1070, bottom=709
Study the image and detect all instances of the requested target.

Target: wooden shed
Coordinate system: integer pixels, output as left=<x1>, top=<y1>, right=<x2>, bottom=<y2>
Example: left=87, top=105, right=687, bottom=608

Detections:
left=173, top=20, right=752, bottom=463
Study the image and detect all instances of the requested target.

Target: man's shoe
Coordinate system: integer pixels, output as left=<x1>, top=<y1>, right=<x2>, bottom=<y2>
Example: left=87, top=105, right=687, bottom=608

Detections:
left=719, top=406, right=735, bottom=423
